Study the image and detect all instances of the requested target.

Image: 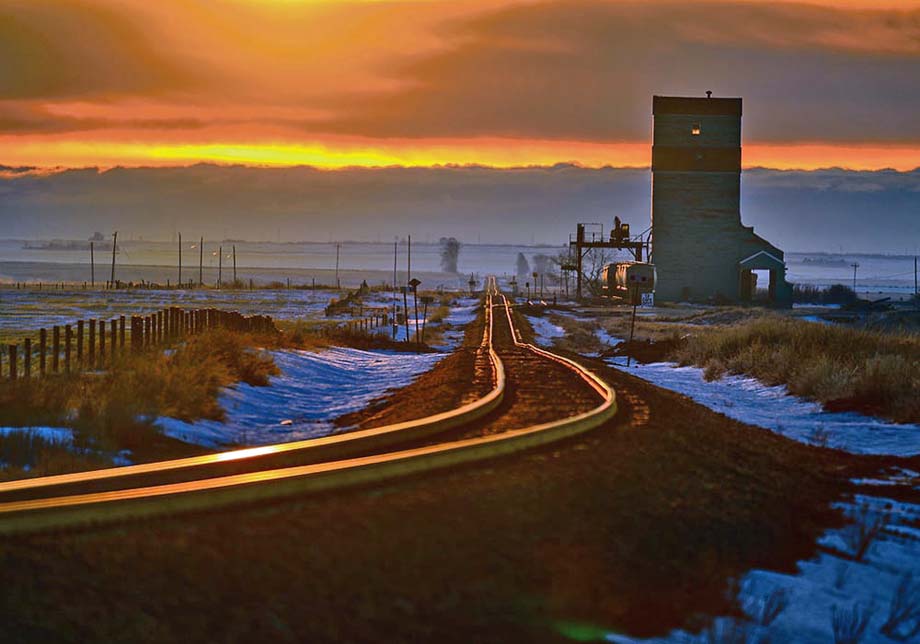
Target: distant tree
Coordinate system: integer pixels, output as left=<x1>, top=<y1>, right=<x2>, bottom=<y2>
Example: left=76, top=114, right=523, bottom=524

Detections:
left=532, top=254, right=554, bottom=276
left=515, top=253, right=531, bottom=280
left=439, top=237, right=461, bottom=273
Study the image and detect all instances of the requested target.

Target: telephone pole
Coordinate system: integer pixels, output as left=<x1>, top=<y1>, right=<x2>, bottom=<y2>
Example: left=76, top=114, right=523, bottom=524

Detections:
left=851, top=262, right=859, bottom=293
left=335, top=242, right=341, bottom=289
left=199, top=236, right=204, bottom=287
left=178, top=232, right=182, bottom=287
left=914, top=256, right=918, bottom=297
left=392, top=239, right=398, bottom=339
left=109, top=231, right=117, bottom=289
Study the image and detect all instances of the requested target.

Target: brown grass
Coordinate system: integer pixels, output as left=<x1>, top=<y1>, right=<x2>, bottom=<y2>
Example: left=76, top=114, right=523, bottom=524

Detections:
left=0, top=329, right=280, bottom=461
left=671, top=315, right=920, bottom=423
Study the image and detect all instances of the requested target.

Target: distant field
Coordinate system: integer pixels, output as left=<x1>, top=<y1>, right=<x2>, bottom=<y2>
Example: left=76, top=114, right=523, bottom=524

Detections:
left=0, top=288, right=343, bottom=343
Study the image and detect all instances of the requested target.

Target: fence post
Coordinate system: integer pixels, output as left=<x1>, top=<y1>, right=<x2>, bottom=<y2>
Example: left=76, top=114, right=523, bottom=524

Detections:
left=76, top=320, right=84, bottom=368
left=24, top=338, right=31, bottom=378
left=88, top=321, right=95, bottom=369
left=38, top=328, right=47, bottom=376
left=98, top=320, right=105, bottom=368
left=52, top=326, right=60, bottom=373
left=119, top=316, right=126, bottom=349
left=9, top=345, right=16, bottom=381
left=111, top=319, right=117, bottom=360
left=64, top=325, right=72, bottom=374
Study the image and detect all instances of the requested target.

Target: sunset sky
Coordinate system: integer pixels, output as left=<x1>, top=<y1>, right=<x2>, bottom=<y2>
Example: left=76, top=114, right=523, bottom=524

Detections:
left=2, top=0, right=918, bottom=171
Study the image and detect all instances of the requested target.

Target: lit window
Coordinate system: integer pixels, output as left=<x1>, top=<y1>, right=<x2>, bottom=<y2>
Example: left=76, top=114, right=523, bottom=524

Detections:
left=691, top=123, right=701, bottom=135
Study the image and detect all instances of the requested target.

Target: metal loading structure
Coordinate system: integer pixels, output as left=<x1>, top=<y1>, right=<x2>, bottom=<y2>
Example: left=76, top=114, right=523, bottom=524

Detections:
left=567, top=221, right=649, bottom=299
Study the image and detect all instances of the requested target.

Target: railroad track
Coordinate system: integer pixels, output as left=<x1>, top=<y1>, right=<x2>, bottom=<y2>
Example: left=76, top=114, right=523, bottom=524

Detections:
left=0, top=277, right=615, bottom=533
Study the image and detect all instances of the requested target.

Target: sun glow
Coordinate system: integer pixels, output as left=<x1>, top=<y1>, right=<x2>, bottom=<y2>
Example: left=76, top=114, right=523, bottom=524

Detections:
left=1, top=137, right=916, bottom=172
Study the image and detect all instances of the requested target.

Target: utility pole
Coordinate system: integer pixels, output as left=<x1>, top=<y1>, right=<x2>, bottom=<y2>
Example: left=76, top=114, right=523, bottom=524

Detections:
left=851, top=262, right=859, bottom=293
left=110, top=231, right=117, bottom=289
left=402, top=286, right=410, bottom=343
left=90, top=241, right=95, bottom=288
left=199, top=237, right=204, bottom=287
left=178, top=232, right=182, bottom=287
left=233, top=245, right=237, bottom=286
left=335, top=242, right=341, bottom=289
left=915, top=256, right=918, bottom=296
left=392, top=239, right=398, bottom=339
left=411, top=279, right=421, bottom=346
left=218, top=245, right=223, bottom=288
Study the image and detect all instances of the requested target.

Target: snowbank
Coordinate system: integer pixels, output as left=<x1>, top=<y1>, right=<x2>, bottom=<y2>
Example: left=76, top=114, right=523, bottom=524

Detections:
left=157, top=347, right=445, bottom=448
left=0, top=426, right=73, bottom=444
left=607, top=361, right=920, bottom=457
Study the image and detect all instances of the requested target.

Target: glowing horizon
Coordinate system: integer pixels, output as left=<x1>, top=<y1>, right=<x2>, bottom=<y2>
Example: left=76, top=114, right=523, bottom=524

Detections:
left=3, top=138, right=918, bottom=173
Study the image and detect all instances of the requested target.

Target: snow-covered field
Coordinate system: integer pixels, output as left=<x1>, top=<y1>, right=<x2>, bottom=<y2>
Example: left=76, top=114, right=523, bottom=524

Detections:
left=0, top=287, right=345, bottom=333
left=157, top=347, right=445, bottom=448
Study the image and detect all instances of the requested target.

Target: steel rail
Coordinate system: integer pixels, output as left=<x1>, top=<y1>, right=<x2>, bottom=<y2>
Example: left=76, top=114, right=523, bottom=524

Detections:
left=0, top=280, right=615, bottom=533
left=0, top=295, right=504, bottom=497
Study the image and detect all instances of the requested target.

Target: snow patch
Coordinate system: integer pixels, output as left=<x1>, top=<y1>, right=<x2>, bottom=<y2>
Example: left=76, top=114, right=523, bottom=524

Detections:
left=157, top=347, right=445, bottom=448
left=607, top=361, right=920, bottom=457
left=525, top=315, right=565, bottom=347
left=0, top=426, right=73, bottom=444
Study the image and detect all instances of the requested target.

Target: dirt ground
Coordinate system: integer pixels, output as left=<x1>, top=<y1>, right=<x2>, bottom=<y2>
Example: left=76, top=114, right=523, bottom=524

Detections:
left=0, top=324, right=875, bottom=643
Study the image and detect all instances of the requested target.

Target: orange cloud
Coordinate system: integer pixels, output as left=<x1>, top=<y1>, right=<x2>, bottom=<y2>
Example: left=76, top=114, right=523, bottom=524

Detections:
left=0, top=0, right=918, bottom=169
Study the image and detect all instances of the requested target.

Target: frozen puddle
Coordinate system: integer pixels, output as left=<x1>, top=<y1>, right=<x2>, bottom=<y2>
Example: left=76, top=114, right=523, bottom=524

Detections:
left=157, top=347, right=444, bottom=448
left=607, top=361, right=920, bottom=457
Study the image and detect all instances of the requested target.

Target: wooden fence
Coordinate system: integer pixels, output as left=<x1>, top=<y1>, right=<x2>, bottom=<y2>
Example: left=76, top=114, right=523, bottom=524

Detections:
left=335, top=312, right=390, bottom=336
left=1, top=308, right=276, bottom=380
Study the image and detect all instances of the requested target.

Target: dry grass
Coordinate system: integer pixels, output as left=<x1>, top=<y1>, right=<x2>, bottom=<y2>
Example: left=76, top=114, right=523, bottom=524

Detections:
left=671, top=315, right=920, bottom=423
left=0, top=329, right=280, bottom=459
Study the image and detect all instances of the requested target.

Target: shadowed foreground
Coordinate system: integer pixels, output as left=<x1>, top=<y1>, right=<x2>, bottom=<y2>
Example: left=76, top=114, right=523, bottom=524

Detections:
left=0, top=351, right=862, bottom=643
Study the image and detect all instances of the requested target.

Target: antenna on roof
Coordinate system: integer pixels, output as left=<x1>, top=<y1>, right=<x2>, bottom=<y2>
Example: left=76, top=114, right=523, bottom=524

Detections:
left=706, top=90, right=712, bottom=98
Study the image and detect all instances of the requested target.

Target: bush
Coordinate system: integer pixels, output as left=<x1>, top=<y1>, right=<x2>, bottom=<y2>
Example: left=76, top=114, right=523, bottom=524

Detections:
left=793, top=283, right=858, bottom=305
left=841, top=504, right=887, bottom=562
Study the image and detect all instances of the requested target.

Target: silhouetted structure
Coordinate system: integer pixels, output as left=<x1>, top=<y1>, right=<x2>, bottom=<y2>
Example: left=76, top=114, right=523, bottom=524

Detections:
left=650, top=94, right=792, bottom=304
